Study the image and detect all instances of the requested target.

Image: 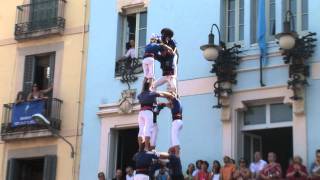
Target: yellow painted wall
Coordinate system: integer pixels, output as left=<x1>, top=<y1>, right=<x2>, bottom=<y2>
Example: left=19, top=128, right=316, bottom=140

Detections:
left=0, top=0, right=89, bottom=179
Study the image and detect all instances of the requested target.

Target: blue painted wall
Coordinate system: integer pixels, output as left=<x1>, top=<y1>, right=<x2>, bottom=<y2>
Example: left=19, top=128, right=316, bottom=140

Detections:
left=80, top=0, right=320, bottom=179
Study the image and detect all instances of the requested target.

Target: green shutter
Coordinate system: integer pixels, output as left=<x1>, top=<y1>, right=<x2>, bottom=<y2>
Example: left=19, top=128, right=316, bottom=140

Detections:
left=6, top=159, right=18, bottom=180
left=23, top=55, right=36, bottom=96
left=31, top=0, right=58, bottom=30
left=43, top=155, right=57, bottom=180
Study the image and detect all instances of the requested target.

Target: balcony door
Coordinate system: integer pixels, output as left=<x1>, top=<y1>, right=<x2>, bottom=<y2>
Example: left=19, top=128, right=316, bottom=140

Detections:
left=30, top=0, right=58, bottom=30
left=23, top=52, right=55, bottom=98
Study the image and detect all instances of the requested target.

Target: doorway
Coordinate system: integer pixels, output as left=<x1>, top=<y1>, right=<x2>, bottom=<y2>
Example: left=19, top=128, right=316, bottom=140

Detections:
left=116, top=128, right=139, bottom=171
left=243, top=127, right=293, bottom=175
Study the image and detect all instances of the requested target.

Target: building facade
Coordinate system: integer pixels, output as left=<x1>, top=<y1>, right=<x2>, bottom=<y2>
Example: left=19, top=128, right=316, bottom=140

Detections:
left=0, top=0, right=89, bottom=179
left=80, top=0, right=320, bottom=179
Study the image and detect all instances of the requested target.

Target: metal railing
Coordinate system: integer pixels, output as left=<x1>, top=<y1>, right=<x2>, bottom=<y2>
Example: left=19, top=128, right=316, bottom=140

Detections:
left=1, top=98, right=63, bottom=135
left=15, top=0, right=66, bottom=39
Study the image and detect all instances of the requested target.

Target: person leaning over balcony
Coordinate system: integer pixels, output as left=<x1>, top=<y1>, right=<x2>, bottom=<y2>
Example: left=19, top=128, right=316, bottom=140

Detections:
left=117, top=39, right=136, bottom=69
left=233, top=158, right=251, bottom=180
left=137, top=78, right=174, bottom=151
left=286, top=155, right=308, bottom=180
left=260, top=152, right=282, bottom=180
left=27, top=83, right=52, bottom=101
left=310, top=149, right=320, bottom=179
left=250, top=152, right=267, bottom=179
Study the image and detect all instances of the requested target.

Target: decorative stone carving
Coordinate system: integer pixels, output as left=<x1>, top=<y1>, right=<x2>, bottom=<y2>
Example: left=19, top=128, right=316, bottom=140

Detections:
left=118, top=89, right=136, bottom=114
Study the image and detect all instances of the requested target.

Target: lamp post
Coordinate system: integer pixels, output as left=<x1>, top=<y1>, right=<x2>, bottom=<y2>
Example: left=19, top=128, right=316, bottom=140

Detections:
left=276, top=10, right=317, bottom=100
left=200, top=24, right=241, bottom=108
left=32, top=113, right=75, bottom=158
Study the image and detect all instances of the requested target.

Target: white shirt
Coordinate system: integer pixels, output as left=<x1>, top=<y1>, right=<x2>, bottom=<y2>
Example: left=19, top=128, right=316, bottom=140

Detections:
left=250, top=159, right=267, bottom=173
left=212, top=174, right=220, bottom=180
left=126, top=174, right=134, bottom=180
left=125, top=48, right=136, bottom=59
left=192, top=169, right=200, bottom=176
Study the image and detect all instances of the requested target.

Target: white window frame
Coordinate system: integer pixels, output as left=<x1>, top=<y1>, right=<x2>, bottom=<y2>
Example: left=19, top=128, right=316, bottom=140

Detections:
left=241, top=102, right=293, bottom=131
left=250, top=0, right=276, bottom=45
left=283, top=0, right=308, bottom=33
left=225, top=0, right=244, bottom=46
left=121, top=11, right=147, bottom=59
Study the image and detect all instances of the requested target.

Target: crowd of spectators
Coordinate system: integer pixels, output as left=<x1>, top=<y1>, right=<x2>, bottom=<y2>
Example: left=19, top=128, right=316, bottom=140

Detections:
left=98, top=149, right=320, bottom=180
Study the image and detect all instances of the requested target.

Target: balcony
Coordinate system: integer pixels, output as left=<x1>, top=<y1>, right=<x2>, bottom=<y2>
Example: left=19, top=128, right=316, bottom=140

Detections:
left=115, top=57, right=143, bottom=77
left=1, top=98, right=62, bottom=141
left=14, top=0, right=66, bottom=40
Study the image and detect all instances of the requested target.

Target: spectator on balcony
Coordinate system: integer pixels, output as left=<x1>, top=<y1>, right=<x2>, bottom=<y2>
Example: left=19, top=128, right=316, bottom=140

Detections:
left=117, top=40, right=136, bottom=68
left=195, top=160, right=210, bottom=180
left=15, top=91, right=25, bottom=103
left=209, top=160, right=221, bottom=180
left=184, top=163, right=195, bottom=180
left=27, top=83, right=52, bottom=101
left=250, top=151, right=267, bottom=179
left=310, top=149, right=320, bottom=179
left=260, top=152, right=282, bottom=180
left=233, top=158, right=251, bottom=180
left=98, top=172, right=106, bottom=180
left=220, top=156, right=236, bottom=180
left=286, top=155, right=308, bottom=180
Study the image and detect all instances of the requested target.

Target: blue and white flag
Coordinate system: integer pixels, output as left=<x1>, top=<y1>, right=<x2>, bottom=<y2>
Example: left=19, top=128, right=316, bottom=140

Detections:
left=11, top=100, right=45, bottom=127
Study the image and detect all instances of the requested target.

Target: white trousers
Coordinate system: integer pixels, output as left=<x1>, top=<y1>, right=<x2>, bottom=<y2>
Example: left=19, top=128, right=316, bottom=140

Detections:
left=142, top=57, right=154, bottom=79
left=150, top=123, right=158, bottom=147
left=138, top=110, right=153, bottom=138
left=134, top=174, right=149, bottom=180
left=171, top=119, right=183, bottom=147
left=153, top=75, right=177, bottom=92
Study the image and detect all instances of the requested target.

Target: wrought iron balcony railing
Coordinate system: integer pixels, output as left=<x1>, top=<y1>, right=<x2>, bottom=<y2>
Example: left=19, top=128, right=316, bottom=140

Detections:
left=1, top=98, right=62, bottom=140
left=15, top=0, right=66, bottom=40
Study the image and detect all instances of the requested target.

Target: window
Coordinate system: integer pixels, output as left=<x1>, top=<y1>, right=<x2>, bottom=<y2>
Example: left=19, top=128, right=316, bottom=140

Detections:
left=6, top=155, right=57, bottom=180
left=283, top=0, right=308, bottom=32
left=225, top=0, right=244, bottom=43
left=250, top=0, right=276, bottom=44
left=23, top=53, right=55, bottom=98
left=270, top=103, right=292, bottom=123
left=242, top=103, right=292, bottom=130
left=244, top=105, right=266, bottom=125
left=117, top=11, right=147, bottom=59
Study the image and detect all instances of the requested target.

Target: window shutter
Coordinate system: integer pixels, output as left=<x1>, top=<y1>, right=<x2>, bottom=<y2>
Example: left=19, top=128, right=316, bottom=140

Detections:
left=23, top=55, right=36, bottom=96
left=6, top=159, right=18, bottom=180
left=116, top=14, right=125, bottom=59
left=48, top=53, right=56, bottom=85
left=43, top=155, right=57, bottom=180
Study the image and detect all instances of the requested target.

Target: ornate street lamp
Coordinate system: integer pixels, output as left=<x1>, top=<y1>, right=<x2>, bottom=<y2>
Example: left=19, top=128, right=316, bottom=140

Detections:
left=276, top=10, right=317, bottom=100
left=200, top=24, right=241, bottom=108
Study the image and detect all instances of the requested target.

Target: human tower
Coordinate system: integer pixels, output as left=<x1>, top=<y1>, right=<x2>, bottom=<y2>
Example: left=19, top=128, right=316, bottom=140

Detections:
left=133, top=28, right=184, bottom=180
